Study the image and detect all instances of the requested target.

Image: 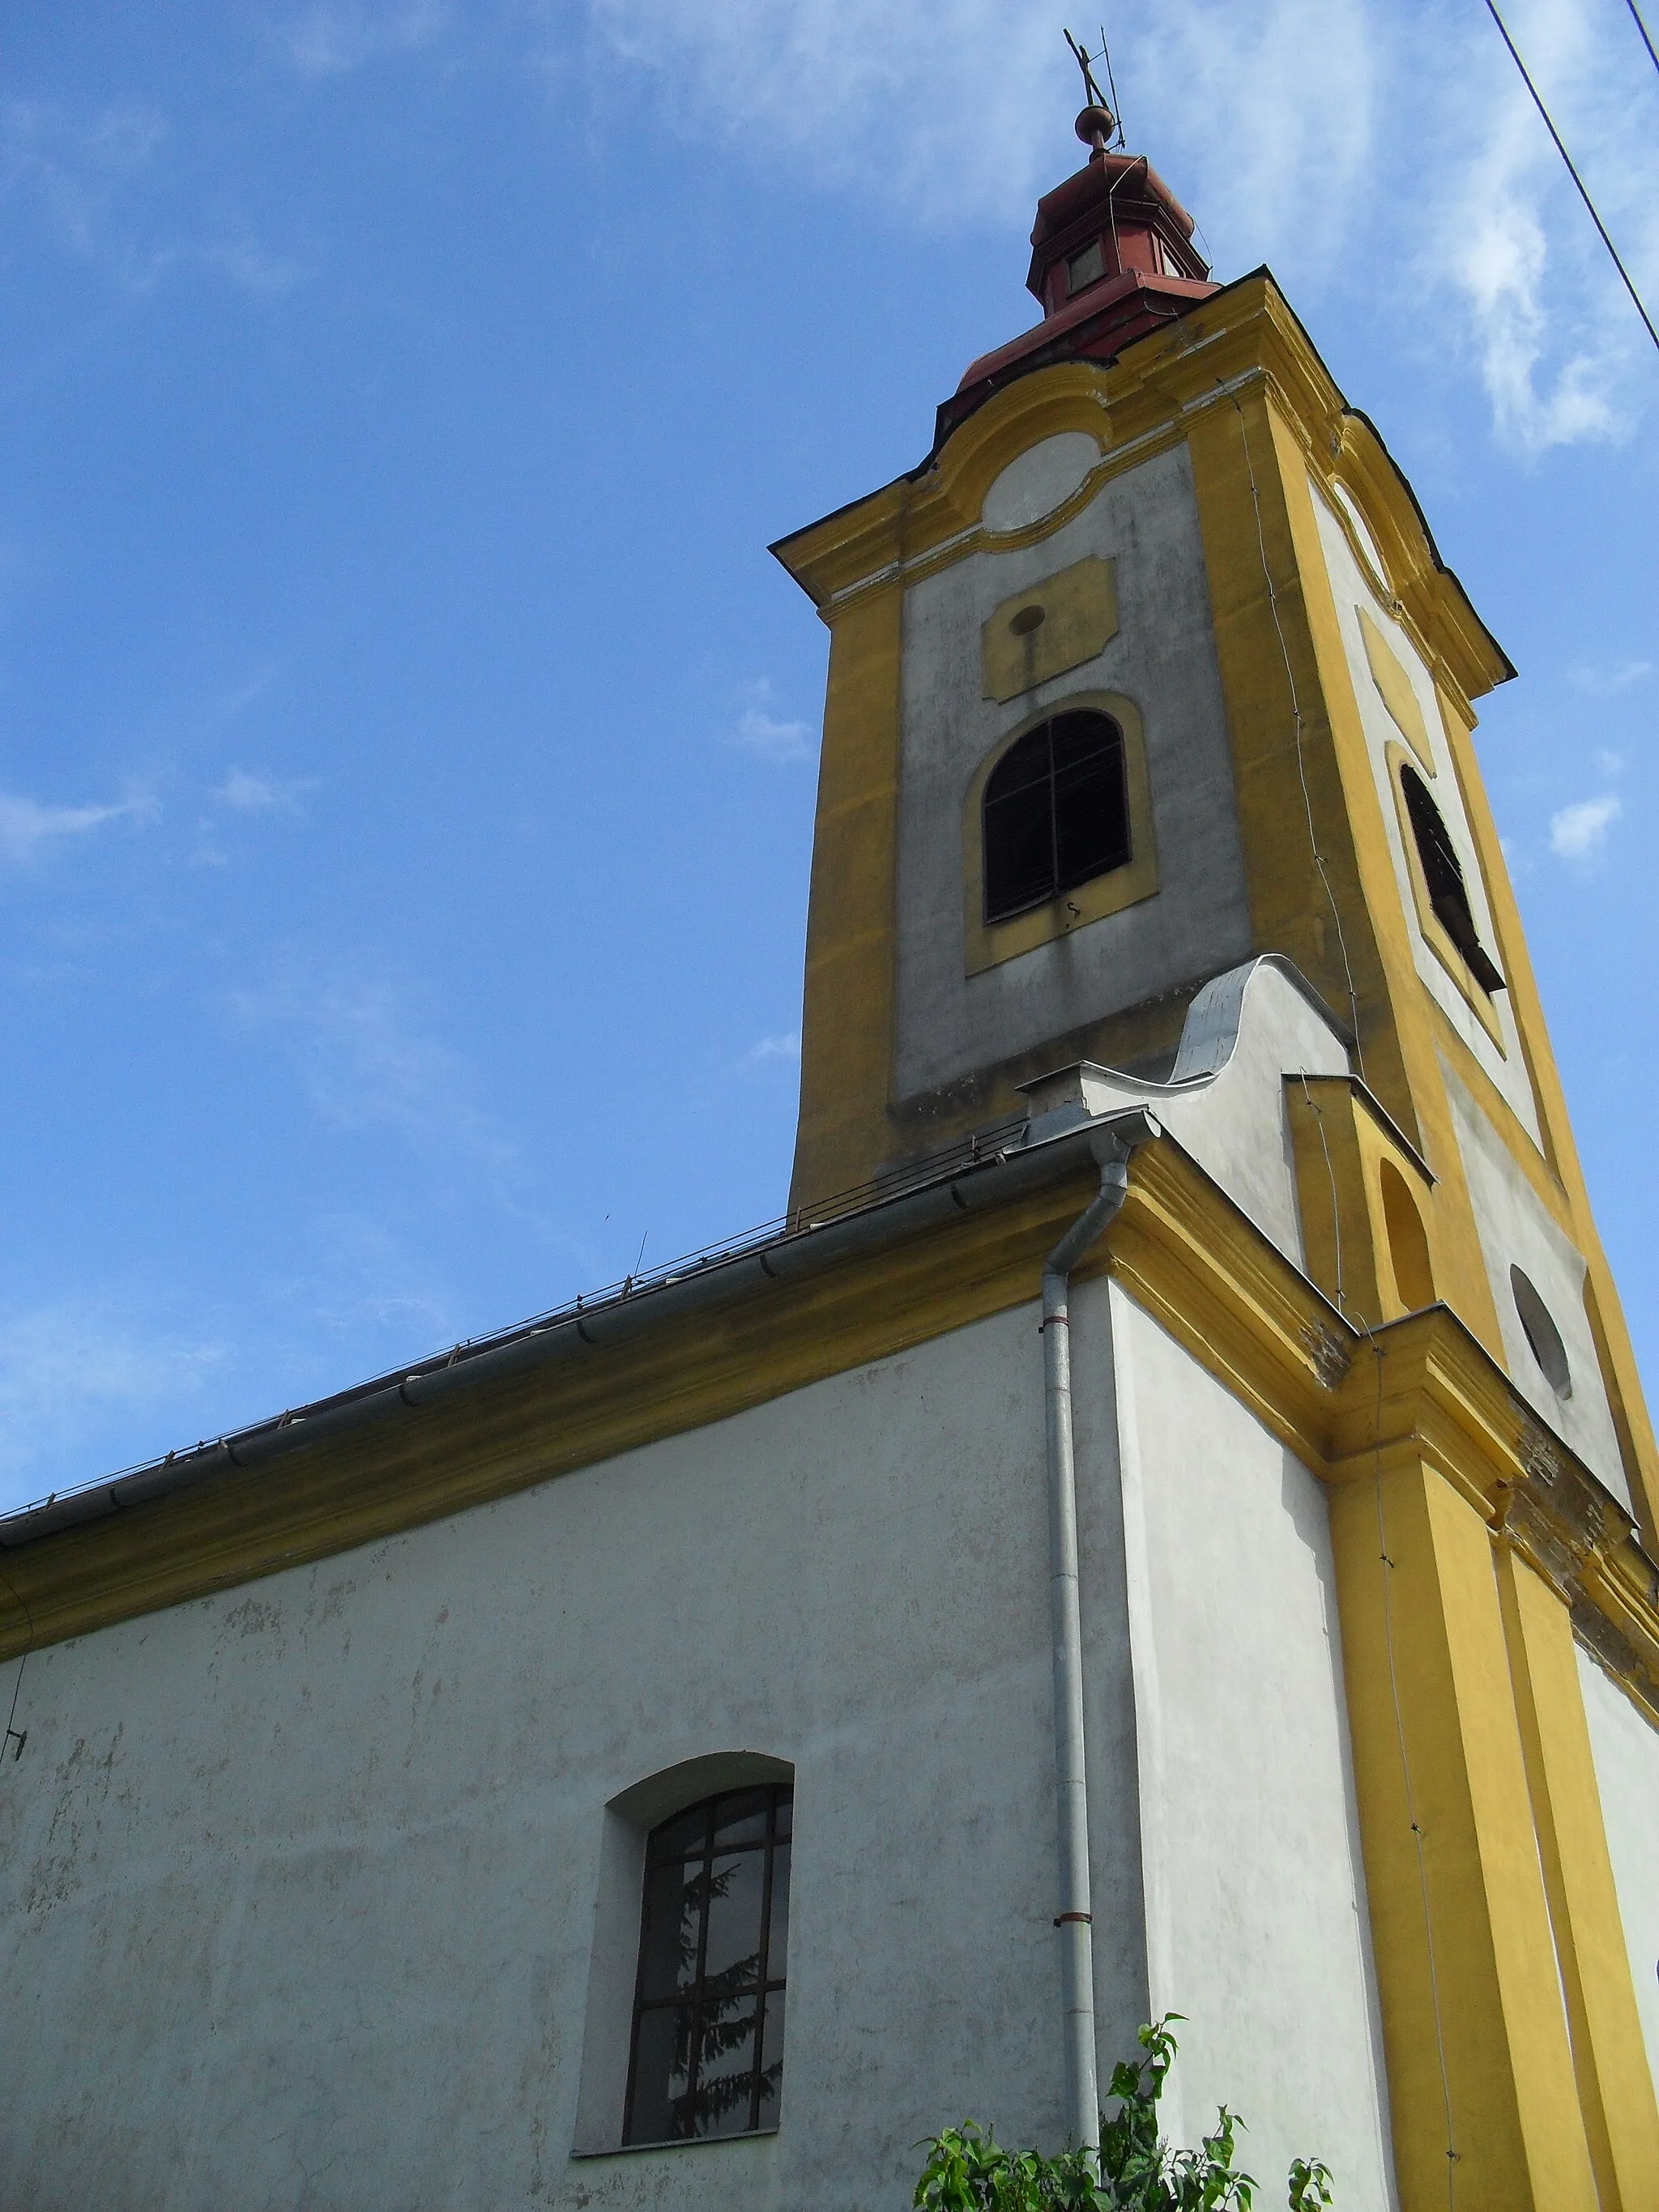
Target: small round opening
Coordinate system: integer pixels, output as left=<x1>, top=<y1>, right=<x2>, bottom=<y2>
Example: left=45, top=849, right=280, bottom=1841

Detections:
left=1511, top=1265, right=1572, bottom=1400
left=1009, top=603, right=1046, bottom=637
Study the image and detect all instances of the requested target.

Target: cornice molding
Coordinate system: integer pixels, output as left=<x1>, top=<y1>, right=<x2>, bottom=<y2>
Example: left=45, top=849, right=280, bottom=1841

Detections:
left=772, top=275, right=1511, bottom=719
left=4, top=1127, right=1651, bottom=1733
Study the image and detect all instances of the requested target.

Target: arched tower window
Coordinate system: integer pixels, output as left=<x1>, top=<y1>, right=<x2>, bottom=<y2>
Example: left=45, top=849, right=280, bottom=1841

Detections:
left=1399, top=764, right=1505, bottom=995
left=623, top=1783, right=791, bottom=2144
left=983, top=708, right=1131, bottom=924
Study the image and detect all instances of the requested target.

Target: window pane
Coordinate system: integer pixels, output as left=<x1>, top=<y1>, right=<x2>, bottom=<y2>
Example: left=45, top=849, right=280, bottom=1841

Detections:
left=985, top=781, right=1056, bottom=918
left=986, top=725, right=1052, bottom=797
left=703, top=1851, right=766, bottom=1988
left=628, top=2003, right=696, bottom=2142
left=711, top=1788, right=771, bottom=1848
left=1055, top=768, right=1130, bottom=887
left=765, top=1841, right=791, bottom=1982
left=757, top=1991, right=787, bottom=2130
left=774, top=1792, right=792, bottom=1841
left=638, top=1858, right=705, bottom=1999
left=648, top=1802, right=711, bottom=1861
left=689, top=2000, right=759, bottom=2138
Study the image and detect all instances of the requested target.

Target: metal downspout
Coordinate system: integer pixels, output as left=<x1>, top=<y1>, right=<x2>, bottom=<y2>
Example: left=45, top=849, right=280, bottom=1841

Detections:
left=1042, top=1130, right=1134, bottom=2153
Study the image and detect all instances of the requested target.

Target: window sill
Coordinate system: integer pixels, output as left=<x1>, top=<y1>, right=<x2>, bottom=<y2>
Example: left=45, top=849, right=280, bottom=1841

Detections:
left=572, top=2128, right=780, bottom=2161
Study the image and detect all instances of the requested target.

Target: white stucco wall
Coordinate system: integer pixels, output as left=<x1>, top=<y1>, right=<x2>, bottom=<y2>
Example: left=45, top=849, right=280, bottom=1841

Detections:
left=1576, top=1646, right=1659, bottom=2089
left=1086, top=1280, right=1398, bottom=2210
left=1, top=1304, right=1077, bottom=2212
left=895, top=439, right=1252, bottom=1102
left=1307, top=478, right=1543, bottom=1147
left=0, top=1272, right=1398, bottom=2210
left=1439, top=1051, right=1631, bottom=1509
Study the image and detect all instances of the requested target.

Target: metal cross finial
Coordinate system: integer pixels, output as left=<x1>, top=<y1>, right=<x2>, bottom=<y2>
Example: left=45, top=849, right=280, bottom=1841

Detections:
left=1063, top=27, right=1108, bottom=113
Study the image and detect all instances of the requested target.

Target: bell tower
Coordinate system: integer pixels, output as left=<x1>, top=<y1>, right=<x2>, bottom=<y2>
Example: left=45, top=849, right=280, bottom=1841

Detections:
left=772, top=93, right=1657, bottom=1558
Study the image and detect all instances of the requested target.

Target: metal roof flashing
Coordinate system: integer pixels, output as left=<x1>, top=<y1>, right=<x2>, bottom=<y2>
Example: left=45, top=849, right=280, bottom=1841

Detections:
left=0, top=1106, right=1161, bottom=1558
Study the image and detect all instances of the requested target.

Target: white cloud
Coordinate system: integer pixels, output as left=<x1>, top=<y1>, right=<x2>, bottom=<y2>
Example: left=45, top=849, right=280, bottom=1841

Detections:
left=1594, top=748, right=1624, bottom=778
left=214, top=768, right=318, bottom=813
left=284, top=0, right=452, bottom=76
left=0, top=786, right=156, bottom=867
left=745, top=1029, right=800, bottom=1063
left=1550, top=791, right=1620, bottom=861
left=586, top=0, right=1657, bottom=449
left=0, top=99, right=168, bottom=257
left=0, top=1299, right=225, bottom=1514
left=731, top=678, right=814, bottom=764
left=0, top=99, right=305, bottom=297
left=1571, top=658, right=1653, bottom=698
left=227, top=957, right=516, bottom=1172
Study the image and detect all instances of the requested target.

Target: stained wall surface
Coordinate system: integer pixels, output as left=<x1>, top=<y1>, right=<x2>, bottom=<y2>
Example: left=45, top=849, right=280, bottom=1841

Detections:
left=0, top=1301, right=1132, bottom=2212
left=1576, top=1646, right=1659, bottom=2088
left=0, top=1258, right=1400, bottom=2212
left=894, top=438, right=1252, bottom=1103
left=1094, top=1279, right=1398, bottom=2210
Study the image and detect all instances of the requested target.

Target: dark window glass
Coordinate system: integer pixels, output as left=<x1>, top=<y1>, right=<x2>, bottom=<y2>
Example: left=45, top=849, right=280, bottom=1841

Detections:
left=983, top=710, right=1131, bottom=925
left=1066, top=239, right=1104, bottom=294
left=1400, top=765, right=1505, bottom=995
left=624, top=1784, right=791, bottom=2145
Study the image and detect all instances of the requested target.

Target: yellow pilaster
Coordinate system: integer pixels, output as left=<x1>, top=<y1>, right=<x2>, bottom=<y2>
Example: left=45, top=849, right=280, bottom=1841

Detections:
left=1329, top=1457, right=1599, bottom=2211
left=1496, top=1545, right=1659, bottom=2210
left=789, top=584, right=904, bottom=1217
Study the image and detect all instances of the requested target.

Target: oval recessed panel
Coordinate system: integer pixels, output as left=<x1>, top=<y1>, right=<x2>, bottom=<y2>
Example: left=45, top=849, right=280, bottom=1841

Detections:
left=1511, top=1264, right=1572, bottom=1400
left=982, top=432, right=1101, bottom=535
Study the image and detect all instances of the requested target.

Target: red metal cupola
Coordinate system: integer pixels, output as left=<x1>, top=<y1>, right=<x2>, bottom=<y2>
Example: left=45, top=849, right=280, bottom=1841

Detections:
left=936, top=102, right=1219, bottom=447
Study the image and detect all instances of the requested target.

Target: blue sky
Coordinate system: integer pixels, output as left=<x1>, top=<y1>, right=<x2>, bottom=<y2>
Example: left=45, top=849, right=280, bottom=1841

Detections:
left=2, top=0, right=1655, bottom=1513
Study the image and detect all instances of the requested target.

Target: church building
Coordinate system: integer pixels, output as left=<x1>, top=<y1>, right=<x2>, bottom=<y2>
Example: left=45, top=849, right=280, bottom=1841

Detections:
left=3, top=89, right=1657, bottom=2212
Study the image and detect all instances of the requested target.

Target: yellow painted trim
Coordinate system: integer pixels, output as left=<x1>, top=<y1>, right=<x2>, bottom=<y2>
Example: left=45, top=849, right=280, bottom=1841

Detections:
left=981, top=555, right=1118, bottom=703
left=961, top=691, right=1158, bottom=976
left=1329, top=1457, right=1600, bottom=2210
left=1384, top=739, right=1508, bottom=1052
left=1435, top=693, right=1659, bottom=1549
left=1286, top=1074, right=1440, bottom=1329
left=1359, top=605, right=1435, bottom=770
left=788, top=585, right=904, bottom=1216
left=1496, top=1545, right=1659, bottom=2210
left=1250, top=417, right=1509, bottom=1365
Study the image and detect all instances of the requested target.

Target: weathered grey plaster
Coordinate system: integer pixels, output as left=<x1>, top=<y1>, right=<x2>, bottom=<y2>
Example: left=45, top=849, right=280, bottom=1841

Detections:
left=982, top=431, right=1102, bottom=535
left=1103, top=1283, right=1397, bottom=2209
left=895, top=439, right=1252, bottom=1102
left=1575, top=1646, right=1659, bottom=2091
left=1307, top=479, right=1544, bottom=1148
left=0, top=1302, right=1149, bottom=2212
left=1439, top=1048, right=1630, bottom=1508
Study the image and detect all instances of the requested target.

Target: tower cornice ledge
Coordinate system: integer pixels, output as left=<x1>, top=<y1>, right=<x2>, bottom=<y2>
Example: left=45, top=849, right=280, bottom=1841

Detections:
left=771, top=271, right=1512, bottom=720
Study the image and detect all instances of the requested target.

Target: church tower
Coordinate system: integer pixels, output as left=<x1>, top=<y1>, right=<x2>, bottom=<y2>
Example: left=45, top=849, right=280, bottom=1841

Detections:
left=4, top=70, right=1658, bottom=2212
left=774, top=88, right=1659, bottom=2212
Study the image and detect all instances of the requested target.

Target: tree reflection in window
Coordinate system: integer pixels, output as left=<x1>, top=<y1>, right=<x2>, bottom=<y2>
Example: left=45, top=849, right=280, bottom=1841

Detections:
left=623, top=1784, right=791, bottom=2144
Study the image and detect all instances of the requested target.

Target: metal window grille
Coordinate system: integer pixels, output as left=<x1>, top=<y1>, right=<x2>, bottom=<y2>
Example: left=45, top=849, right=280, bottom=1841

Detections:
left=983, top=709, right=1131, bottom=925
left=622, top=1784, right=791, bottom=2144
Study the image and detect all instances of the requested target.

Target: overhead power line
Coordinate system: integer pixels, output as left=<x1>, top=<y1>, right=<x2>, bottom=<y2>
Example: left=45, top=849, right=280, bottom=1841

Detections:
left=1482, top=0, right=1659, bottom=354
left=1624, top=0, right=1659, bottom=80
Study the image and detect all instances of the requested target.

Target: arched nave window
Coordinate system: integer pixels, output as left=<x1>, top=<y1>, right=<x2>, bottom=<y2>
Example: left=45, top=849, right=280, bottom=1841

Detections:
left=622, top=1782, right=792, bottom=2144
